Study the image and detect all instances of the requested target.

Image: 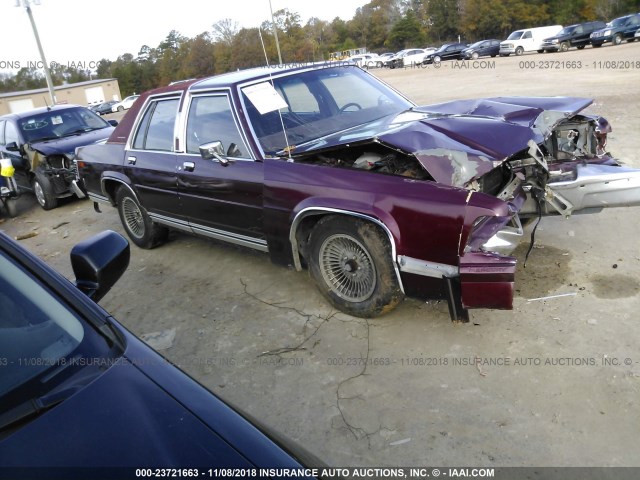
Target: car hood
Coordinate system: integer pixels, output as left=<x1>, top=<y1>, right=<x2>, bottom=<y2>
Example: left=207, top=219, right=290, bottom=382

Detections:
left=0, top=330, right=305, bottom=469
left=29, top=127, right=115, bottom=157
left=289, top=96, right=593, bottom=187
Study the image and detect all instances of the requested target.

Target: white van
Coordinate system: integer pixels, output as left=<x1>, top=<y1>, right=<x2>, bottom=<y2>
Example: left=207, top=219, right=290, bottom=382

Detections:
left=499, top=25, right=563, bottom=56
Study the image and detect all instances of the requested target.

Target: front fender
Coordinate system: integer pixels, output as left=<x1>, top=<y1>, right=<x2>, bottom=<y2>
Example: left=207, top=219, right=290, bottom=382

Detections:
left=288, top=199, right=401, bottom=272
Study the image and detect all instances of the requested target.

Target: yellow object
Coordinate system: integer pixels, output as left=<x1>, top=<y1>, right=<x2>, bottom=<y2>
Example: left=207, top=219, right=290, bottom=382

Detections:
left=0, top=158, right=15, bottom=178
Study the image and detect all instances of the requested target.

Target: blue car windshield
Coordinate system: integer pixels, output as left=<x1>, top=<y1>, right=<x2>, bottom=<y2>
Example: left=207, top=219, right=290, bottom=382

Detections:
left=0, top=252, right=86, bottom=397
left=241, top=66, right=413, bottom=155
left=18, top=107, right=110, bottom=143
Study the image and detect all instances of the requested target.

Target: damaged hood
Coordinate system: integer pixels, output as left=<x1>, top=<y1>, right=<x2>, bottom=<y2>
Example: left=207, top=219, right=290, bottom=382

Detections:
left=290, top=96, right=593, bottom=187
left=28, top=127, right=115, bottom=157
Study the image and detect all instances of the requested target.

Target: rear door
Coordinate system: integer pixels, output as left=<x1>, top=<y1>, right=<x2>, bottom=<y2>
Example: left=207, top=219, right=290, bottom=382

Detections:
left=177, top=92, right=266, bottom=251
left=124, top=95, right=182, bottom=221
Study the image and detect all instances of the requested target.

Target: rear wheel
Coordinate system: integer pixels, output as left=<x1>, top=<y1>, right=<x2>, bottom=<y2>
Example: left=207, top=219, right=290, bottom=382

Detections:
left=33, top=170, right=57, bottom=210
left=116, top=187, right=168, bottom=249
left=307, top=216, right=403, bottom=318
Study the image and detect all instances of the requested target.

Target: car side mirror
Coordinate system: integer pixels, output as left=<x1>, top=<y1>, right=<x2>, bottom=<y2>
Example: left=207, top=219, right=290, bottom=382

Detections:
left=108, top=119, right=119, bottom=127
left=5, top=142, right=20, bottom=152
left=71, top=230, right=130, bottom=302
left=199, top=141, right=229, bottom=166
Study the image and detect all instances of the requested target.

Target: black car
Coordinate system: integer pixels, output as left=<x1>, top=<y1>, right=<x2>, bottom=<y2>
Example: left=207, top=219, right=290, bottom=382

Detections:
left=590, top=13, right=640, bottom=46
left=0, top=230, right=322, bottom=476
left=93, top=100, right=119, bottom=116
left=541, top=21, right=606, bottom=52
left=423, top=43, right=468, bottom=63
left=461, top=39, right=501, bottom=59
left=0, top=105, right=116, bottom=210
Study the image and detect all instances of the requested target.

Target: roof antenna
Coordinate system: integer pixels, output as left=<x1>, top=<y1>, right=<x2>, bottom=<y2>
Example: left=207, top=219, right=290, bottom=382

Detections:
left=258, top=28, right=293, bottom=161
left=43, top=95, right=51, bottom=111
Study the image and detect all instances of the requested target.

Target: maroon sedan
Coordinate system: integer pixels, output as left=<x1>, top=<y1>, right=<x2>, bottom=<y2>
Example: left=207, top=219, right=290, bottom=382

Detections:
left=74, top=64, right=640, bottom=321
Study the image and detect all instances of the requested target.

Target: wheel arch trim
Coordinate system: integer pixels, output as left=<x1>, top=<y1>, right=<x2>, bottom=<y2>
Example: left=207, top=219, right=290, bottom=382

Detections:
left=100, top=174, right=139, bottom=206
left=289, top=206, right=405, bottom=294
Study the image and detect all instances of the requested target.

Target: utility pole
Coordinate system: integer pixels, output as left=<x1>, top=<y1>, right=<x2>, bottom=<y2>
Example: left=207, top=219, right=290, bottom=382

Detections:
left=15, top=0, right=56, bottom=104
left=268, top=0, right=283, bottom=65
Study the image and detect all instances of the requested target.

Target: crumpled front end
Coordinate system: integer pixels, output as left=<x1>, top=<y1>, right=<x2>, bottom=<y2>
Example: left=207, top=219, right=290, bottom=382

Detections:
left=389, top=97, right=640, bottom=319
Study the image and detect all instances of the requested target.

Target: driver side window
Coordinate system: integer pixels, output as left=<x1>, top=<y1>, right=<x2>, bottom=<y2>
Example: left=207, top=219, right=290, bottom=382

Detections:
left=185, top=95, right=249, bottom=158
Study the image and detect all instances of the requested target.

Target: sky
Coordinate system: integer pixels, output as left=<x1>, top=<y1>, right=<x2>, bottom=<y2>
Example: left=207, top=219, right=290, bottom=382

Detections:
left=0, top=0, right=368, bottom=73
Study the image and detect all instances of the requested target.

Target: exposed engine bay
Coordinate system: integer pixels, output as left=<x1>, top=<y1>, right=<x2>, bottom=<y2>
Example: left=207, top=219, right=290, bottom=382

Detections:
left=294, top=143, right=431, bottom=181
left=292, top=114, right=613, bottom=219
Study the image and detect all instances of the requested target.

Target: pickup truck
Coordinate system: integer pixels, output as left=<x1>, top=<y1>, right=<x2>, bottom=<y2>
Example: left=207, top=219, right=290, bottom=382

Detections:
left=74, top=63, right=640, bottom=321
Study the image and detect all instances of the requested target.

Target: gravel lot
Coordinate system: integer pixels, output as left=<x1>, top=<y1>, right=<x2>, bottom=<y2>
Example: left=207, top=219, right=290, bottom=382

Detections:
left=2, top=42, right=639, bottom=469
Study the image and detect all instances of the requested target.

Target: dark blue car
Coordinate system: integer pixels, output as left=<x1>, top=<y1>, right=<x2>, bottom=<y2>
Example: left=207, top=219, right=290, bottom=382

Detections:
left=461, top=39, right=501, bottom=59
left=0, top=230, right=321, bottom=479
left=0, top=105, right=116, bottom=210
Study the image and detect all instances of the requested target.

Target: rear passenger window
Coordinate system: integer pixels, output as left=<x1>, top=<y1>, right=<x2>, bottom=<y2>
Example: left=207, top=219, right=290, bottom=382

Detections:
left=132, top=98, right=179, bottom=151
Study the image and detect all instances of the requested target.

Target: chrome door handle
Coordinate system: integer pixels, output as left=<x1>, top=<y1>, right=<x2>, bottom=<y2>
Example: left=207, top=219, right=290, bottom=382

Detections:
left=127, top=156, right=137, bottom=165
left=183, top=161, right=195, bottom=172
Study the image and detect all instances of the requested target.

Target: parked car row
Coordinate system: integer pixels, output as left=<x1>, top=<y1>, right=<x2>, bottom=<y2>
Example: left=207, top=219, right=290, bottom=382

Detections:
left=361, top=12, right=640, bottom=68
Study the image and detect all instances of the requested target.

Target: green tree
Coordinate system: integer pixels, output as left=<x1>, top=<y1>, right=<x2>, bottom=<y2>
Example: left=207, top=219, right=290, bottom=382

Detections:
left=386, top=9, right=425, bottom=48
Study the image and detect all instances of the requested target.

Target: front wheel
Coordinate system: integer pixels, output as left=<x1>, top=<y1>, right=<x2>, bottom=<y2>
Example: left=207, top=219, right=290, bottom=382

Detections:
left=471, top=52, right=479, bottom=60
left=515, top=47, right=524, bottom=56
left=3, top=197, right=18, bottom=218
left=116, top=187, right=168, bottom=249
left=307, top=216, right=403, bottom=318
left=613, top=34, right=622, bottom=45
left=559, top=42, right=569, bottom=52
left=33, top=170, right=57, bottom=210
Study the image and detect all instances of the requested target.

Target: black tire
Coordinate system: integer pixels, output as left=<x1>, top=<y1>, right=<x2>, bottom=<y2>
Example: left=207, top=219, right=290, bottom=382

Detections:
left=434, top=55, right=441, bottom=63
left=515, top=47, right=524, bottom=56
left=471, top=52, right=479, bottom=60
left=559, top=42, right=569, bottom=52
left=307, top=216, right=403, bottom=318
left=33, top=170, right=58, bottom=210
left=613, top=34, right=622, bottom=45
left=116, top=187, right=168, bottom=249
left=3, top=198, right=18, bottom=218
left=117, top=105, right=124, bottom=112
left=537, top=49, right=544, bottom=53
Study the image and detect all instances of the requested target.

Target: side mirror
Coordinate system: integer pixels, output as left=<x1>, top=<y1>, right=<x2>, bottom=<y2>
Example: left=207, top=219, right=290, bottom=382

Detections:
left=199, top=141, right=229, bottom=166
left=71, top=230, right=130, bottom=302
left=5, top=142, right=20, bottom=152
left=108, top=119, right=119, bottom=127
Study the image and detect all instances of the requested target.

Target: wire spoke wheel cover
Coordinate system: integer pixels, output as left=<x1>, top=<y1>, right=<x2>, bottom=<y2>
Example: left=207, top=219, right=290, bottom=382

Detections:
left=307, top=216, right=403, bottom=318
left=122, top=197, right=145, bottom=239
left=116, top=187, right=168, bottom=249
left=319, top=234, right=376, bottom=302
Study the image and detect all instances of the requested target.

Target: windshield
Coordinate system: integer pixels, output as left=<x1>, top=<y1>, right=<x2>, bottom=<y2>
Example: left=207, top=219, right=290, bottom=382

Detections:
left=558, top=26, right=576, bottom=35
left=611, top=16, right=630, bottom=27
left=18, top=107, right=110, bottom=143
left=242, top=66, right=413, bottom=155
left=0, top=247, right=122, bottom=421
left=507, top=31, right=524, bottom=40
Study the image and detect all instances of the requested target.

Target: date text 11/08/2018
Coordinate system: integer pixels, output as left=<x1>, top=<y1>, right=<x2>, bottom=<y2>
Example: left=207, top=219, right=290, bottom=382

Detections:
left=519, top=60, right=640, bottom=70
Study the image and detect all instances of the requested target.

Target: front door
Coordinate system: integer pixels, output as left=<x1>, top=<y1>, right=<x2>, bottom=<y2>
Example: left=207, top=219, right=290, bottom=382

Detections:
left=177, top=93, right=266, bottom=251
